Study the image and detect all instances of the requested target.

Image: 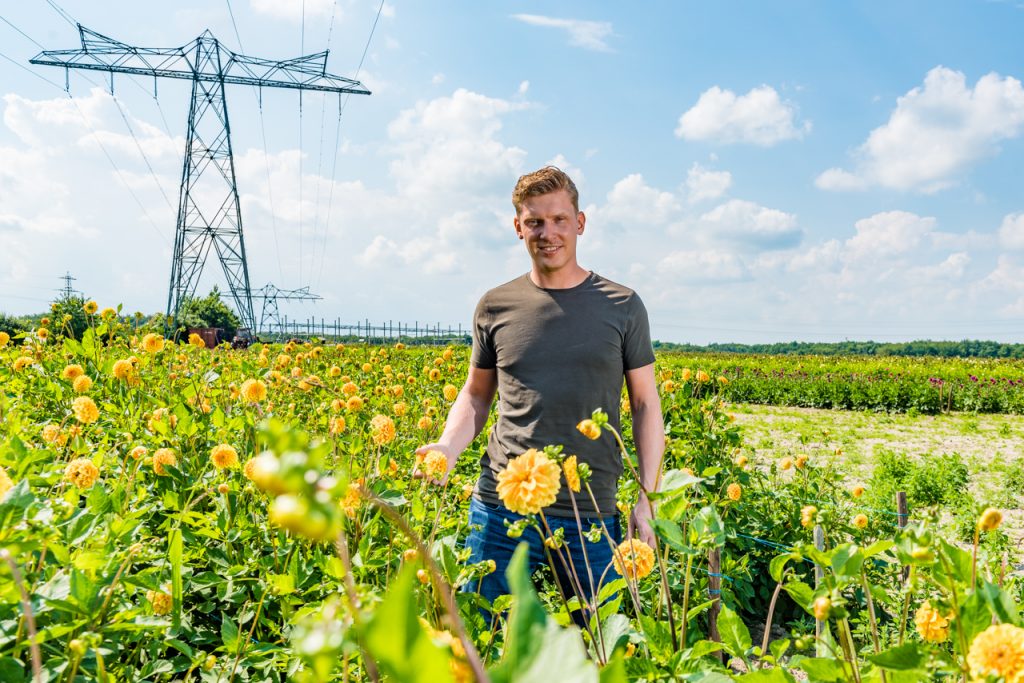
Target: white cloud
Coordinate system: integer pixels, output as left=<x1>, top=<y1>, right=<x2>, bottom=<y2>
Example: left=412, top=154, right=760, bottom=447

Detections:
left=387, top=88, right=530, bottom=202
left=656, top=249, right=749, bottom=284
left=675, top=85, right=810, bottom=146
left=998, top=212, right=1024, bottom=249
left=431, top=73, right=445, bottom=86
left=599, top=174, right=680, bottom=226
left=910, top=252, right=970, bottom=280
left=696, top=199, right=802, bottom=250
left=249, top=0, right=334, bottom=22
left=685, top=163, right=732, bottom=203
left=511, top=14, right=614, bottom=52
left=816, top=67, right=1024, bottom=193
left=844, top=211, right=936, bottom=260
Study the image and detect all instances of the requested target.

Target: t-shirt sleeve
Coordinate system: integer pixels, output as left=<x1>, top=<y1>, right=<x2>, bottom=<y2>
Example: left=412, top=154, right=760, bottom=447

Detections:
left=623, top=294, right=656, bottom=370
left=470, top=296, right=497, bottom=369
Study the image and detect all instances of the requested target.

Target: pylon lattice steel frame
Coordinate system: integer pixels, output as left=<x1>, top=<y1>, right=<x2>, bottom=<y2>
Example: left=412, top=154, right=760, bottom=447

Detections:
left=31, top=25, right=369, bottom=332
left=253, top=284, right=322, bottom=335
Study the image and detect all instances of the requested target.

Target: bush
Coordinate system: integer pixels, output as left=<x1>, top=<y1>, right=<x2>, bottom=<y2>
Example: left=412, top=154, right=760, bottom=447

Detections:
left=0, top=312, right=26, bottom=339
left=174, top=287, right=241, bottom=341
left=49, top=295, right=90, bottom=341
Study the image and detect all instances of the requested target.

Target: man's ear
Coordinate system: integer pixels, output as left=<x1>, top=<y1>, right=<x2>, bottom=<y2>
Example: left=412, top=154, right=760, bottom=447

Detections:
left=577, top=211, right=586, bottom=235
left=514, top=215, right=523, bottom=240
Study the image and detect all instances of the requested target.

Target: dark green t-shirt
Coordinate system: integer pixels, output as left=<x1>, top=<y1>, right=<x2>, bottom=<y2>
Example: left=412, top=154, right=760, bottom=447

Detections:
left=470, top=272, right=655, bottom=517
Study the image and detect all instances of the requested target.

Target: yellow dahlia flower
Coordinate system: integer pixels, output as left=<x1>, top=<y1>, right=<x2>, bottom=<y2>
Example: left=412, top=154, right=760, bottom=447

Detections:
left=240, top=378, right=268, bottom=403
left=153, top=448, right=177, bottom=476
left=914, top=602, right=951, bottom=643
left=417, top=416, right=433, bottom=431
left=342, top=381, right=358, bottom=396
left=801, top=505, right=817, bottom=528
left=727, top=483, right=742, bottom=501
left=130, top=446, right=147, bottom=460
left=0, top=466, right=15, bottom=499
left=443, top=384, right=458, bottom=402
left=780, top=456, right=793, bottom=471
left=853, top=513, right=869, bottom=529
left=967, top=624, right=1024, bottom=683
left=243, top=458, right=257, bottom=480
left=696, top=370, right=710, bottom=383
left=72, top=396, right=99, bottom=424
left=496, top=448, right=561, bottom=515
left=421, top=450, right=449, bottom=481
left=330, top=416, right=347, bottom=435
left=210, top=444, right=239, bottom=469
left=188, top=332, right=205, bottom=348
left=346, top=396, right=364, bottom=412
left=83, top=300, right=98, bottom=315
left=141, top=333, right=164, bottom=353
left=563, top=455, right=580, bottom=493
left=852, top=485, right=865, bottom=498
left=13, top=356, right=35, bottom=371
left=340, top=482, right=362, bottom=519
left=0, top=331, right=9, bottom=347
left=370, top=414, right=396, bottom=445
left=613, top=539, right=655, bottom=580
left=978, top=508, right=1004, bottom=532
left=147, top=590, right=173, bottom=615
left=65, top=458, right=99, bottom=488
left=62, top=364, right=84, bottom=380
left=72, top=375, right=92, bottom=393
left=576, top=419, right=601, bottom=440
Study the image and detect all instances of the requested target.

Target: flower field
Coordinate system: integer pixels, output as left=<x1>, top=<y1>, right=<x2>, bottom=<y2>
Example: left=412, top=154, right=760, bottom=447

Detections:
left=662, top=353, right=1024, bottom=414
left=1, top=314, right=1023, bottom=682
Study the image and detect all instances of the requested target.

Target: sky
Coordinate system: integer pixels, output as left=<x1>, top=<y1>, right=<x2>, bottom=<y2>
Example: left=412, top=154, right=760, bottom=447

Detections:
left=1, top=1, right=1023, bottom=344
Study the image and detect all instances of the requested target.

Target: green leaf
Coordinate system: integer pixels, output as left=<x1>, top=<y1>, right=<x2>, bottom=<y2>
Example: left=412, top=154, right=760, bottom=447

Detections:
left=490, top=543, right=600, bottom=683
left=769, top=553, right=795, bottom=583
left=718, top=604, right=752, bottom=658
left=736, top=669, right=796, bottom=682
left=221, top=612, right=239, bottom=650
left=830, top=544, right=863, bottom=577
left=978, top=580, right=1019, bottom=625
left=783, top=581, right=814, bottom=613
left=0, top=656, right=25, bottom=683
left=598, top=653, right=627, bottom=683
left=686, top=640, right=725, bottom=660
left=690, top=506, right=726, bottom=547
left=867, top=642, right=929, bottom=671
left=862, top=540, right=894, bottom=558
left=647, top=469, right=703, bottom=500
left=650, top=518, right=688, bottom=552
left=797, top=657, right=847, bottom=682
left=169, top=528, right=183, bottom=630
left=362, top=565, right=454, bottom=683
left=958, top=590, right=993, bottom=647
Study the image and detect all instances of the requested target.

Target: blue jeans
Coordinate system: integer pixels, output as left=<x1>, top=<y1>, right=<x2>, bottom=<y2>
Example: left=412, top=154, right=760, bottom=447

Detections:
left=463, top=497, right=622, bottom=621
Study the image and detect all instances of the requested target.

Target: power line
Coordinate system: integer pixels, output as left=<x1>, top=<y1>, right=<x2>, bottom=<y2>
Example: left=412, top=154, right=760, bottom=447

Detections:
left=223, top=0, right=285, bottom=283
left=0, top=13, right=45, bottom=49
left=317, top=0, right=385, bottom=289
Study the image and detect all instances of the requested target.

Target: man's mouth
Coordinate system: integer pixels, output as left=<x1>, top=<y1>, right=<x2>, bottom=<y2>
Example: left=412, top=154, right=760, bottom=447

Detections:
left=540, top=245, right=561, bottom=253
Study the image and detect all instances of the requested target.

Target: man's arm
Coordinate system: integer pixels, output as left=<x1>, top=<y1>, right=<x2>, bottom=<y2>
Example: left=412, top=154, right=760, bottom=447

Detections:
left=624, top=362, right=665, bottom=547
left=414, top=365, right=498, bottom=483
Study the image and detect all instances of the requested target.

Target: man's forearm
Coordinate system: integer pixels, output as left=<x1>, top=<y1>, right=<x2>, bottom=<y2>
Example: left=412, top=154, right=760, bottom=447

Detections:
left=632, top=403, right=665, bottom=495
left=437, top=387, right=492, bottom=454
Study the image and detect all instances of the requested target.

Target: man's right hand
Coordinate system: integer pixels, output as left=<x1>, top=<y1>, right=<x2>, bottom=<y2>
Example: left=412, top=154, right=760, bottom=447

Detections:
left=413, top=443, right=458, bottom=486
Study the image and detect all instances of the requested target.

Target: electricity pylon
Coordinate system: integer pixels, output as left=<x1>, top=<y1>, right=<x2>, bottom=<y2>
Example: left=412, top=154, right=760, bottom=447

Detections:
left=253, top=284, right=322, bottom=335
left=31, top=25, right=370, bottom=332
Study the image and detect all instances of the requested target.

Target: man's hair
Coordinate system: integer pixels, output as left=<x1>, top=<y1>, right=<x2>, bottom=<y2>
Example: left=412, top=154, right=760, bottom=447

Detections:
left=512, top=166, right=580, bottom=215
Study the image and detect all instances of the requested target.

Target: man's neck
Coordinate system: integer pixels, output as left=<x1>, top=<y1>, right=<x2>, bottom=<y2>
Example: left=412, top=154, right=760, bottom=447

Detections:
left=529, top=265, right=590, bottom=290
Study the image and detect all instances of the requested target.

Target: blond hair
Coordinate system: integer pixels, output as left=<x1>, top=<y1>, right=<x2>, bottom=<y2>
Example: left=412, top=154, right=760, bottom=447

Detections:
left=512, top=166, right=579, bottom=214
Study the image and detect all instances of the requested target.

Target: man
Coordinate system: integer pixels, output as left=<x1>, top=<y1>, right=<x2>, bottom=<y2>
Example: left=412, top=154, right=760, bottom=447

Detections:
left=416, top=166, right=664, bottom=614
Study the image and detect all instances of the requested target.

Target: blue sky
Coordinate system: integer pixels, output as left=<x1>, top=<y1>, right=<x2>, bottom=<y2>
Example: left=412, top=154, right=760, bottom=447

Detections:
left=1, top=1, right=1023, bottom=343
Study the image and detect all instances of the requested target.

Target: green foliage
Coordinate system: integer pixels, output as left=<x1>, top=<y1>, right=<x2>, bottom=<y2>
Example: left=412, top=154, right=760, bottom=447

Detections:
left=49, top=294, right=90, bottom=340
left=656, top=353, right=1024, bottom=413
left=174, top=286, right=241, bottom=340
left=653, top=339, right=1024, bottom=359
left=0, top=311, right=27, bottom=338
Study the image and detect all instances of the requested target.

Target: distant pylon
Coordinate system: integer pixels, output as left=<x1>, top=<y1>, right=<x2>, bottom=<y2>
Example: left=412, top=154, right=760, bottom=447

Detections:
left=56, top=271, right=81, bottom=299
left=253, top=284, right=322, bottom=334
left=31, top=26, right=370, bottom=331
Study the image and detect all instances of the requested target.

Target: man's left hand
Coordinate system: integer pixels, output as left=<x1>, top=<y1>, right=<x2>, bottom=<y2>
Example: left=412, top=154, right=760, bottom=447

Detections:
left=628, top=498, right=656, bottom=548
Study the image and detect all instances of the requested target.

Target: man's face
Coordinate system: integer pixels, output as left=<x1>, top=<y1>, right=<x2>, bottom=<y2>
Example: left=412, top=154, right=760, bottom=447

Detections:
left=514, top=189, right=586, bottom=276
